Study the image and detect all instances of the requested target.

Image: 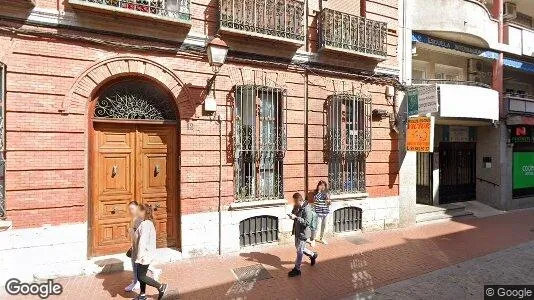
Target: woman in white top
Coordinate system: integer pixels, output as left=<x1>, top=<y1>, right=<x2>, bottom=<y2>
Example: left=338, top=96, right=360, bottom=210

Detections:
left=133, top=204, right=167, bottom=300
left=125, top=201, right=162, bottom=292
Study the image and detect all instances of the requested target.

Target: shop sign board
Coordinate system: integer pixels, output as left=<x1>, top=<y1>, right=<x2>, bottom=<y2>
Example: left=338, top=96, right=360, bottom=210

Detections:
left=449, top=126, right=470, bottom=142
left=511, top=125, right=533, bottom=144
left=407, top=85, right=438, bottom=117
left=407, top=116, right=435, bottom=152
left=513, top=152, right=534, bottom=190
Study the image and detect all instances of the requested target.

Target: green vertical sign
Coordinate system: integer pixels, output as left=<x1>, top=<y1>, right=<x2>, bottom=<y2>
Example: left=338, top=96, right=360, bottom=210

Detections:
left=407, top=88, right=419, bottom=116
left=513, top=152, right=534, bottom=189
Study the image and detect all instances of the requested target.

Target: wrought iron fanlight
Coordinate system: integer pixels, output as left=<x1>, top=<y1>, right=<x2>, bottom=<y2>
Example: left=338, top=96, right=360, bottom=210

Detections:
left=94, top=80, right=176, bottom=121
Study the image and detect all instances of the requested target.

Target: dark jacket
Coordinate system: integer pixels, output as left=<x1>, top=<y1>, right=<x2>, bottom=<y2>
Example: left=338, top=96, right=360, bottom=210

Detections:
left=292, top=202, right=313, bottom=241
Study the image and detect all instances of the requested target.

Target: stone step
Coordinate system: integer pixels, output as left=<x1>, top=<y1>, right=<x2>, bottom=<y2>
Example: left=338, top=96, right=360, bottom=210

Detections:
left=416, top=205, right=474, bottom=223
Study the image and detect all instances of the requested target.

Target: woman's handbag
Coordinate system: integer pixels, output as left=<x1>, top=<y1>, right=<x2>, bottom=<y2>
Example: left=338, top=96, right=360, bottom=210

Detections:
left=126, top=248, right=132, bottom=258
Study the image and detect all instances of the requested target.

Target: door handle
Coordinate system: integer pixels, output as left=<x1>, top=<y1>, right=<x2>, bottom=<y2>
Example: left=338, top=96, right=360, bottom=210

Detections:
left=111, top=206, right=117, bottom=214
left=154, top=203, right=160, bottom=211
left=112, top=165, right=118, bottom=177
left=154, top=165, right=160, bottom=176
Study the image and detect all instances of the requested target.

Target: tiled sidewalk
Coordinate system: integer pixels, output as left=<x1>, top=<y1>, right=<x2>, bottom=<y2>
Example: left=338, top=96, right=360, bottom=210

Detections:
left=3, top=209, right=534, bottom=300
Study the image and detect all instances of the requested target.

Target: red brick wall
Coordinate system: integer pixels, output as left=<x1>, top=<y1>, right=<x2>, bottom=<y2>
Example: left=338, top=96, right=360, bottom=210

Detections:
left=0, top=0, right=399, bottom=228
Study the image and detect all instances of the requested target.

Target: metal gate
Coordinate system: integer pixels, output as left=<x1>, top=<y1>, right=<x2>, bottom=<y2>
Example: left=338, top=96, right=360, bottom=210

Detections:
left=416, top=152, right=433, bottom=205
left=439, top=142, right=476, bottom=203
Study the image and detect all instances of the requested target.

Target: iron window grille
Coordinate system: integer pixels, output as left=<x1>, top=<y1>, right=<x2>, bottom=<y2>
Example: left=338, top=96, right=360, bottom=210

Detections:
left=318, top=8, right=387, bottom=58
left=94, top=80, right=177, bottom=121
left=77, top=0, right=191, bottom=21
left=219, top=0, right=305, bottom=41
left=239, top=215, right=279, bottom=247
left=333, top=207, right=362, bottom=233
left=0, top=64, right=4, bottom=219
left=326, top=93, right=371, bottom=195
left=234, top=85, right=287, bottom=202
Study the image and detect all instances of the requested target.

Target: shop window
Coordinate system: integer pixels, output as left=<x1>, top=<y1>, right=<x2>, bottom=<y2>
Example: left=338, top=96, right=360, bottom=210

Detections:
left=326, top=94, right=371, bottom=194
left=239, top=216, right=279, bottom=247
left=233, top=85, right=287, bottom=202
left=333, top=207, right=362, bottom=233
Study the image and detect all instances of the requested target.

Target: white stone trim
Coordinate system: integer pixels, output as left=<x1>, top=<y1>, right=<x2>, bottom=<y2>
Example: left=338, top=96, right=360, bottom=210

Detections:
left=229, top=199, right=288, bottom=210
left=0, top=220, right=12, bottom=231
left=330, top=192, right=369, bottom=201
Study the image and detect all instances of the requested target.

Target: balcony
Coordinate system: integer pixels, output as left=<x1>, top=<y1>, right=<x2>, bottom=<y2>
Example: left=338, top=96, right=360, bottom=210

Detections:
left=409, top=0, right=499, bottom=49
left=505, top=94, right=534, bottom=115
left=68, top=0, right=191, bottom=25
left=318, top=9, right=387, bottom=60
left=218, top=0, right=305, bottom=45
left=504, top=24, right=534, bottom=57
left=412, top=80, right=498, bottom=122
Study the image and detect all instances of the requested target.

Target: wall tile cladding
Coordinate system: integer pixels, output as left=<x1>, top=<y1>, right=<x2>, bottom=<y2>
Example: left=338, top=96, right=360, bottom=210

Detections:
left=0, top=0, right=399, bottom=228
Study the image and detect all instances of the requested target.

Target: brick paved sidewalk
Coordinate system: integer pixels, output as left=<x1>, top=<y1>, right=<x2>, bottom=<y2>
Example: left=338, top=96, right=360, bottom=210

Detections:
left=3, top=209, right=534, bottom=300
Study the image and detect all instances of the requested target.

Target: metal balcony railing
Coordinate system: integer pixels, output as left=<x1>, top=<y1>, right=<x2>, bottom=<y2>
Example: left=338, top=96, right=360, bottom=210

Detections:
left=319, top=8, right=387, bottom=58
left=75, top=0, right=191, bottom=21
left=219, top=0, right=305, bottom=42
left=412, top=79, right=492, bottom=89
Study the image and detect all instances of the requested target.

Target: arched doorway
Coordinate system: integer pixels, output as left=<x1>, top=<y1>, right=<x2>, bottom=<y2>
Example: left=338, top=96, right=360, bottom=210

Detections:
left=90, top=78, right=179, bottom=256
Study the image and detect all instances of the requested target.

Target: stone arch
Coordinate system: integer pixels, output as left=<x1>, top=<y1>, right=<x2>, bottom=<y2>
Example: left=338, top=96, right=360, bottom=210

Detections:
left=61, top=56, right=192, bottom=119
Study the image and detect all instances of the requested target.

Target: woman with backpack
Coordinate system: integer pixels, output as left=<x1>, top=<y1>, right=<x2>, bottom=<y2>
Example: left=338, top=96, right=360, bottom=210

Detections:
left=310, top=180, right=331, bottom=246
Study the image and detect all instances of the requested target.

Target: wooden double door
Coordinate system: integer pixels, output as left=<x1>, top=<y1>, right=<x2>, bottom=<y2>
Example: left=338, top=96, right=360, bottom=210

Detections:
left=91, top=122, right=178, bottom=256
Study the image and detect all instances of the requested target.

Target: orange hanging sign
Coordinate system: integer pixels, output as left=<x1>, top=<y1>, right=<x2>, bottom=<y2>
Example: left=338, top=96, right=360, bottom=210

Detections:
left=407, top=117, right=435, bottom=152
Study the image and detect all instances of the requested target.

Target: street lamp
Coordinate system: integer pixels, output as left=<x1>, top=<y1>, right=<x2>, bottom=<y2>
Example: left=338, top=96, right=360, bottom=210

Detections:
left=206, top=35, right=229, bottom=74
left=205, top=35, right=229, bottom=113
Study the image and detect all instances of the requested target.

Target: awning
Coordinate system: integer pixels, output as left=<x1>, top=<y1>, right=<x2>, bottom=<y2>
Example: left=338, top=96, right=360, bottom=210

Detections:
left=413, top=32, right=534, bottom=74
left=412, top=32, right=499, bottom=60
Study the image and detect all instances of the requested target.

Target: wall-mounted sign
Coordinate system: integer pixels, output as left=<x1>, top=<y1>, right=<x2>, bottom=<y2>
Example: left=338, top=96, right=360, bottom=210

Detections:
left=407, top=89, right=419, bottom=116
left=511, top=125, right=533, bottom=144
left=407, top=85, right=439, bottom=117
left=407, top=116, right=435, bottom=152
left=449, top=126, right=470, bottom=142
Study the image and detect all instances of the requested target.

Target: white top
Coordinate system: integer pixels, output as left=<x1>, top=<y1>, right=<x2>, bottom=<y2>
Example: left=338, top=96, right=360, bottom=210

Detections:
left=133, top=220, right=157, bottom=265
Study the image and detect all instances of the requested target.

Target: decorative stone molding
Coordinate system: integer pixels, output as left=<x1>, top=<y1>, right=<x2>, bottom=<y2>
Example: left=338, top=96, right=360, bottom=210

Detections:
left=61, top=56, right=192, bottom=118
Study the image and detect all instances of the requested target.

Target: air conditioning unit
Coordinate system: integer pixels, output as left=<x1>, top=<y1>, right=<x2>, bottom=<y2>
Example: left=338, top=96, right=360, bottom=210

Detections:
left=504, top=2, right=517, bottom=20
left=468, top=59, right=483, bottom=74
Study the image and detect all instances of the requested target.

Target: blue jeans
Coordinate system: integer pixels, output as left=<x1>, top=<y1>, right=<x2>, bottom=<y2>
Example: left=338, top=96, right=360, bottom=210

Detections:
left=294, top=239, right=314, bottom=270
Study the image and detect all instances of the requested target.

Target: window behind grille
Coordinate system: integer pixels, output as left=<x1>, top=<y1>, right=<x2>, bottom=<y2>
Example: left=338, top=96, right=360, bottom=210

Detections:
left=239, top=216, right=279, bottom=247
left=326, top=94, right=371, bottom=195
left=234, top=85, right=287, bottom=202
left=333, top=207, right=362, bottom=233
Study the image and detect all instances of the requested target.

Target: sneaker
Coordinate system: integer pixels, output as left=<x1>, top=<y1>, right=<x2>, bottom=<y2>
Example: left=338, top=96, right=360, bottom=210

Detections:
left=152, top=268, right=162, bottom=281
left=310, top=252, right=318, bottom=266
left=134, top=295, right=147, bottom=300
left=158, top=283, right=167, bottom=300
left=310, top=240, right=316, bottom=247
left=288, top=268, right=301, bottom=277
left=125, top=281, right=137, bottom=292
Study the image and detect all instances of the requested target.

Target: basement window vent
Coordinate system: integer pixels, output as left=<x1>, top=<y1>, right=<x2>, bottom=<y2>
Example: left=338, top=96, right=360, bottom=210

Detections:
left=239, top=216, right=279, bottom=247
left=333, top=207, right=362, bottom=233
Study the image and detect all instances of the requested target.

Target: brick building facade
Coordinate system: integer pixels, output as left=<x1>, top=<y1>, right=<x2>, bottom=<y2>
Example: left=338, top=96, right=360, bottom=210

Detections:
left=0, top=0, right=401, bottom=282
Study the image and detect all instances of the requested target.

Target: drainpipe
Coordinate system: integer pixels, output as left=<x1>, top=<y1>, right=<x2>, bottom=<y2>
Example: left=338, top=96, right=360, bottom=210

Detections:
left=304, top=70, right=309, bottom=197
left=218, top=113, right=222, bottom=255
